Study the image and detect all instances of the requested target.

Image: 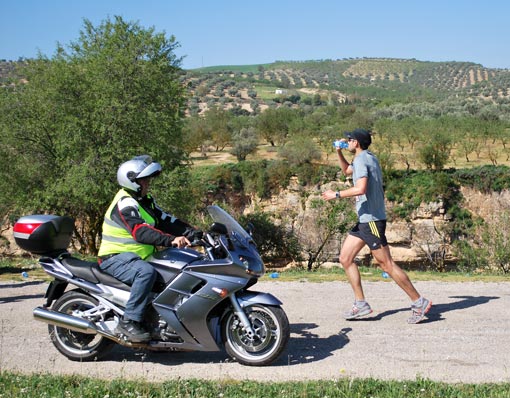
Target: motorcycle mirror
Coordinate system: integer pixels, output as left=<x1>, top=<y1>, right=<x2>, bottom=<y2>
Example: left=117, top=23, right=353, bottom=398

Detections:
left=209, top=222, right=228, bottom=235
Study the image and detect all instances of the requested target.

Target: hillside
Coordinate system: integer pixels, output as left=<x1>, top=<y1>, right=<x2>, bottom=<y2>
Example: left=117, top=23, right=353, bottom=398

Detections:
left=180, top=58, right=510, bottom=114
left=3, top=57, right=510, bottom=115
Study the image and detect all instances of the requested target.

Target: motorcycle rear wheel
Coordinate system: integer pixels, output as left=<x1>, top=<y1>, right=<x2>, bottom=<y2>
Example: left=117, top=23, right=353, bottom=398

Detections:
left=49, top=290, right=115, bottom=361
left=222, top=304, right=289, bottom=366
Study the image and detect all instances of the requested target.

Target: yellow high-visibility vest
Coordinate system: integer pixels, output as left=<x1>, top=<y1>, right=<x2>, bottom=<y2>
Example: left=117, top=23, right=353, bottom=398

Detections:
left=98, top=189, right=156, bottom=260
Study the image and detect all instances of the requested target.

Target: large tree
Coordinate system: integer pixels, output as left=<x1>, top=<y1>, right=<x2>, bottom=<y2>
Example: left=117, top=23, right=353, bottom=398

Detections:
left=230, top=127, right=258, bottom=161
left=255, top=107, right=296, bottom=147
left=0, top=16, right=187, bottom=253
left=205, top=106, right=231, bottom=151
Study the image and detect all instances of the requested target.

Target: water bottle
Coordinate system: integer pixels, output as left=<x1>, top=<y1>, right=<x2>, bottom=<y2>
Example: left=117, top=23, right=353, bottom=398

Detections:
left=381, top=272, right=389, bottom=279
left=333, top=140, right=348, bottom=149
left=21, top=271, right=29, bottom=279
left=270, top=272, right=279, bottom=278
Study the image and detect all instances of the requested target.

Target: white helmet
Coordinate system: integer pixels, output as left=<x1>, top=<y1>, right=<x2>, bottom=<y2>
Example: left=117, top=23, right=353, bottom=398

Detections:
left=117, top=155, right=162, bottom=192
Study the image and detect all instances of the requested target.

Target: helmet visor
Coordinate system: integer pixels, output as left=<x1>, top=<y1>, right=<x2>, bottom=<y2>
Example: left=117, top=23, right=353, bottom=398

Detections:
left=136, top=161, right=162, bottom=180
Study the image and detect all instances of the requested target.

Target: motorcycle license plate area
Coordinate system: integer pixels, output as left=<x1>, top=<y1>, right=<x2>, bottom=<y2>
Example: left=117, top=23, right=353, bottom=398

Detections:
left=13, top=215, right=75, bottom=254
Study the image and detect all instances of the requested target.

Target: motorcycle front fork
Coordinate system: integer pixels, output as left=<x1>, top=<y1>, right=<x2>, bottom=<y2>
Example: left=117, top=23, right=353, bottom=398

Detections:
left=229, top=295, right=255, bottom=338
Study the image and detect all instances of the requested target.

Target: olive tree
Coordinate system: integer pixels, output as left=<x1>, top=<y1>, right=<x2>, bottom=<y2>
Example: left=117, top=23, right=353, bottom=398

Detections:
left=418, top=123, right=453, bottom=170
left=204, top=106, right=231, bottom=151
left=0, top=16, right=187, bottom=254
left=278, top=134, right=322, bottom=166
left=255, top=107, right=296, bottom=146
left=230, top=127, right=258, bottom=161
left=183, top=115, right=211, bottom=156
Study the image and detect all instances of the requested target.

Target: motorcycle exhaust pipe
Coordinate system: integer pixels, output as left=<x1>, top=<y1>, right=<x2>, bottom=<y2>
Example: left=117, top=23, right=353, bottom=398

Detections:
left=33, top=306, right=98, bottom=335
left=33, top=307, right=149, bottom=347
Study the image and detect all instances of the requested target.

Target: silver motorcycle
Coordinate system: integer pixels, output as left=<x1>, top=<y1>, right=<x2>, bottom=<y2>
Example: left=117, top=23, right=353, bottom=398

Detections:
left=14, top=205, right=290, bottom=366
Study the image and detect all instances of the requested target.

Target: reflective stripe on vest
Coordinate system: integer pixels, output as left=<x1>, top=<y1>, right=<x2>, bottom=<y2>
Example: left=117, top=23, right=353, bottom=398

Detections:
left=98, top=189, right=156, bottom=260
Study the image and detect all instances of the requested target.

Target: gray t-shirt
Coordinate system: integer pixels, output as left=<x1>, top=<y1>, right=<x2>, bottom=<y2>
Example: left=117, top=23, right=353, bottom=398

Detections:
left=351, top=150, right=386, bottom=223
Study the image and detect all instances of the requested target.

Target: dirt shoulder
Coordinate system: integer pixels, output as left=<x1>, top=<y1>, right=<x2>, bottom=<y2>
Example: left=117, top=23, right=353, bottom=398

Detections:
left=1, top=280, right=509, bottom=383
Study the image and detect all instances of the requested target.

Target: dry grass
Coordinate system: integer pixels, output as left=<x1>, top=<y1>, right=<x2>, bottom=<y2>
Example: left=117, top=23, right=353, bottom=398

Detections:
left=190, top=140, right=510, bottom=170
left=189, top=143, right=279, bottom=166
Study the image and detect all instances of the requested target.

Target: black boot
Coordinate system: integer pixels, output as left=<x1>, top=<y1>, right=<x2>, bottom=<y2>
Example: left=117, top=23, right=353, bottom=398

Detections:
left=115, top=317, right=150, bottom=342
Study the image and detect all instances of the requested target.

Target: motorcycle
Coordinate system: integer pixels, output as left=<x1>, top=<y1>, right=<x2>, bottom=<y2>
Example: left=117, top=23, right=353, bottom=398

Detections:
left=13, top=205, right=290, bottom=366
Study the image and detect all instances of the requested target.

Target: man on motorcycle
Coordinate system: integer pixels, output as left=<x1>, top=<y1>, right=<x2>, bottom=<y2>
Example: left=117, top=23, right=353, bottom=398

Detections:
left=98, top=155, right=196, bottom=342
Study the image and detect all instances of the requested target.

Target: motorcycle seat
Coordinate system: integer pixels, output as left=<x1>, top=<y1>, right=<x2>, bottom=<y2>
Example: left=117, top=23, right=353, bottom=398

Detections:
left=61, top=256, right=131, bottom=292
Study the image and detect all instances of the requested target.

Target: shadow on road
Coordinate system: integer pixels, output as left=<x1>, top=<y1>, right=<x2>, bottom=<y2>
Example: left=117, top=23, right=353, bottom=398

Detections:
left=100, top=323, right=353, bottom=367
left=351, top=295, right=501, bottom=323
left=420, top=295, right=500, bottom=323
left=0, top=281, right=45, bottom=304
left=0, top=280, right=45, bottom=289
left=284, top=323, right=352, bottom=366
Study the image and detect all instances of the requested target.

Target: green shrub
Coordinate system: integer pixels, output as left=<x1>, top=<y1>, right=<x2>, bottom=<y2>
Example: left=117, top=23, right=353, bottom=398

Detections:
left=453, top=165, right=510, bottom=193
left=193, top=160, right=296, bottom=199
left=385, top=170, right=464, bottom=220
left=239, top=211, right=302, bottom=264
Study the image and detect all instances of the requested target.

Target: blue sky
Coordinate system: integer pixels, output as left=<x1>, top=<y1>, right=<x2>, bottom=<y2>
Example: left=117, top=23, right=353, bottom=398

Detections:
left=1, top=0, right=509, bottom=70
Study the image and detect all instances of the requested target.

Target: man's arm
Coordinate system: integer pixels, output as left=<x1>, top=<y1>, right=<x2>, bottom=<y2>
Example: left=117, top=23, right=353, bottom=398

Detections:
left=322, top=177, right=367, bottom=201
left=151, top=200, right=195, bottom=238
left=336, top=147, right=353, bottom=176
left=111, top=197, right=175, bottom=246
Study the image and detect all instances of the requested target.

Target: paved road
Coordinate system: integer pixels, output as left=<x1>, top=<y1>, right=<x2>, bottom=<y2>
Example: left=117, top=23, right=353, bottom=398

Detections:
left=1, top=279, right=509, bottom=383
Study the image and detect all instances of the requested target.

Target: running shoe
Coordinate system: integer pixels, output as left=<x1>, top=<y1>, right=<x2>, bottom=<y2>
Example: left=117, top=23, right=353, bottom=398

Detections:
left=344, top=301, right=373, bottom=320
left=407, top=298, right=432, bottom=324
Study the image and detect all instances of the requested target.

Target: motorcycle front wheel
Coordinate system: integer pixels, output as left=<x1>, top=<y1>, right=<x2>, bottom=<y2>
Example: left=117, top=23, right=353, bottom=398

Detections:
left=49, top=290, right=115, bottom=361
left=222, top=304, right=290, bottom=366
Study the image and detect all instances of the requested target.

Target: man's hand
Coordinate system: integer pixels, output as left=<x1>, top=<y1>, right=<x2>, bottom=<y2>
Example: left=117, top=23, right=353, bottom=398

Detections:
left=322, top=189, right=339, bottom=201
left=172, top=236, right=191, bottom=248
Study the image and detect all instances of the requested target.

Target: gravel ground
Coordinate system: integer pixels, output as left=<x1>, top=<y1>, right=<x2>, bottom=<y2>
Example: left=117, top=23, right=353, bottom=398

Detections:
left=1, top=279, right=509, bottom=384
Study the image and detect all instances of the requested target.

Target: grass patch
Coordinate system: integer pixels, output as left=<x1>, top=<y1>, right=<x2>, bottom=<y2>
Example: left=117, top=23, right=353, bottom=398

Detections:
left=1, top=371, right=509, bottom=398
left=0, top=256, right=48, bottom=282
left=263, top=266, right=508, bottom=283
left=252, top=82, right=283, bottom=100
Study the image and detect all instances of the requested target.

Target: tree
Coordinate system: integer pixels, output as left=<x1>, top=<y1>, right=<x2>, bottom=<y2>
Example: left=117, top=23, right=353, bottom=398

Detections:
left=312, top=93, right=323, bottom=106
left=183, top=115, right=211, bottom=157
left=418, top=129, right=452, bottom=170
left=278, top=134, right=322, bottom=166
left=204, top=106, right=231, bottom=151
left=481, top=211, right=510, bottom=273
left=0, top=16, right=187, bottom=254
left=230, top=127, right=258, bottom=161
left=458, top=136, right=477, bottom=162
left=296, top=197, right=356, bottom=270
left=255, top=107, right=297, bottom=146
